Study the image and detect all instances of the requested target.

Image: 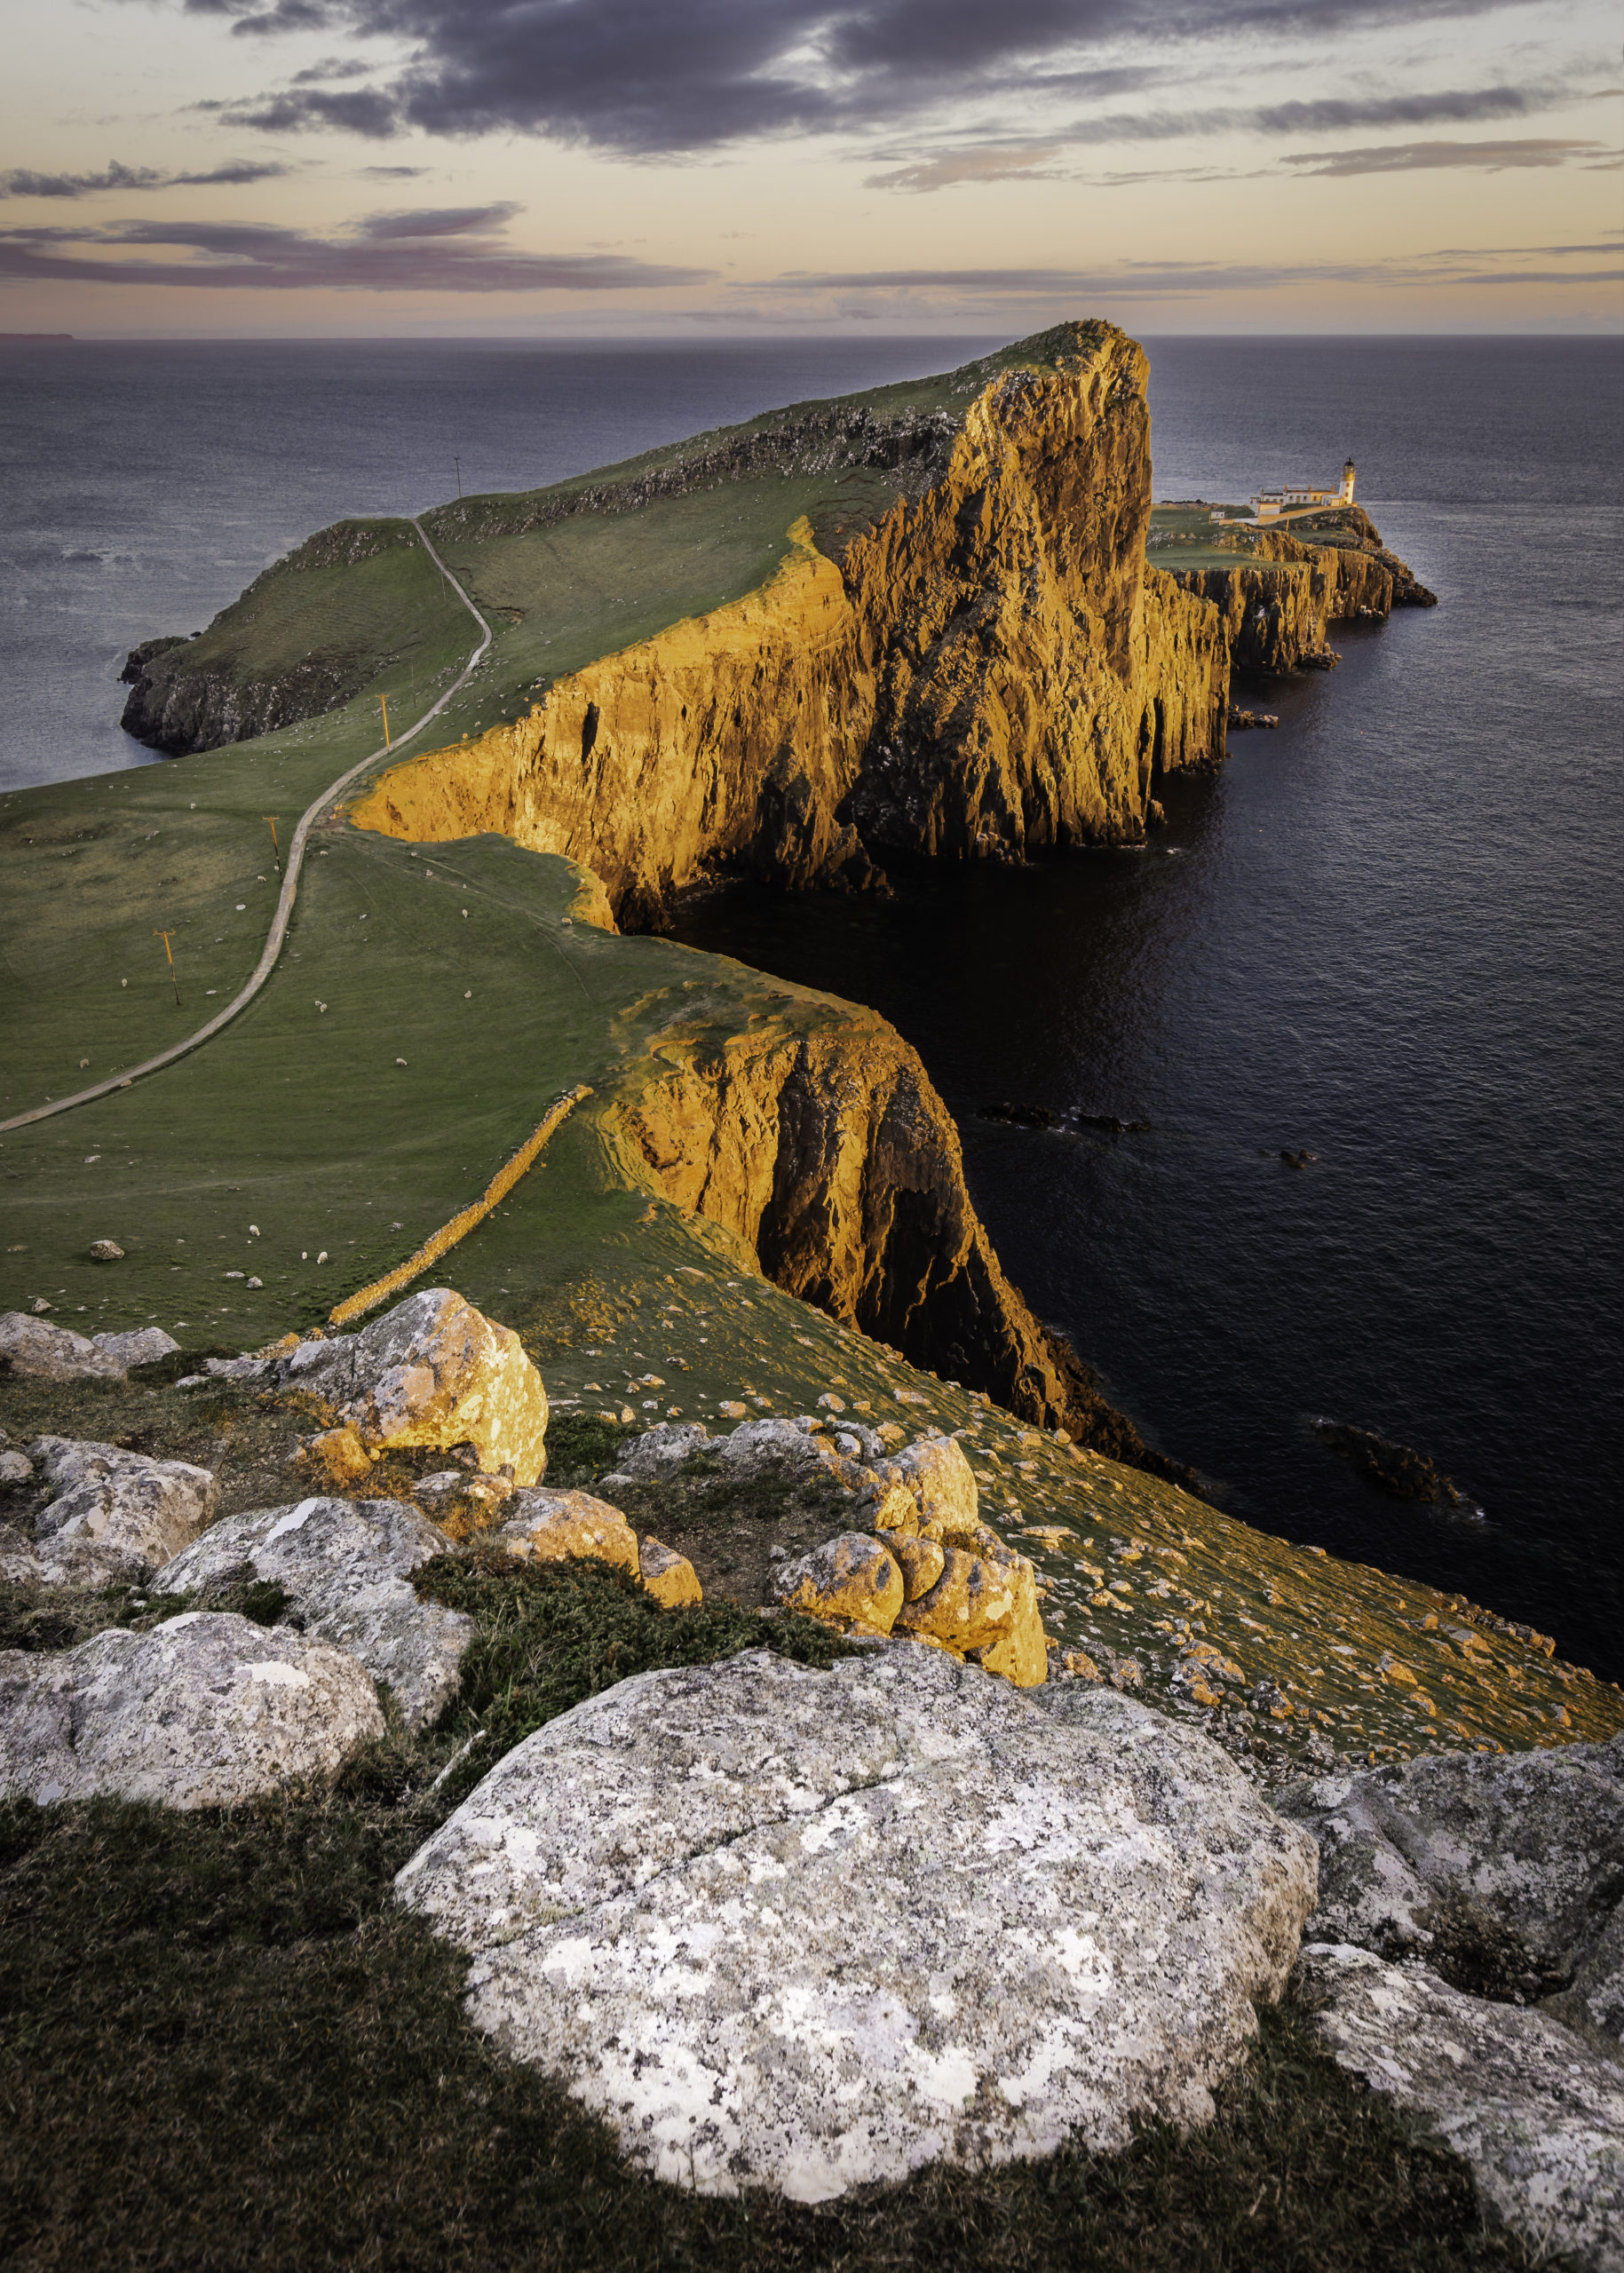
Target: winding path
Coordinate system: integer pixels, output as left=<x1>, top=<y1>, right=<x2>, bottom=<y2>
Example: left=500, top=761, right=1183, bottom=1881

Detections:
left=2, top=518, right=490, bottom=1136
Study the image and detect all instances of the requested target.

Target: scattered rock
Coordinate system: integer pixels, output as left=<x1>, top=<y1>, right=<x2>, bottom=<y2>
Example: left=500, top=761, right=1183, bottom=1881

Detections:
left=1313, top=1419, right=1467, bottom=1506
left=1278, top=1738, right=1624, bottom=2036
left=0, top=1612, right=384, bottom=1809
left=276, top=1289, right=549, bottom=1483
left=154, top=1494, right=474, bottom=1730
left=767, top=1532, right=903, bottom=1634
left=0, top=1450, right=34, bottom=1489
left=607, top=1421, right=711, bottom=1478
left=396, top=1647, right=1317, bottom=2202
left=0, top=1436, right=218, bottom=1585
left=496, top=1487, right=640, bottom=1578
left=1296, top=1943, right=1624, bottom=2270
left=88, top=1239, right=124, bottom=1263
left=0, top=1313, right=123, bottom=1382
left=638, top=1535, right=702, bottom=1609
left=1227, top=708, right=1279, bottom=730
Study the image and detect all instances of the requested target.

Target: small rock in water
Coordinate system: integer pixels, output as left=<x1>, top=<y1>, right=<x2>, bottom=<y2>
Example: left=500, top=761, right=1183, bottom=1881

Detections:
left=1313, top=1419, right=1467, bottom=1506
left=978, top=1100, right=1057, bottom=1129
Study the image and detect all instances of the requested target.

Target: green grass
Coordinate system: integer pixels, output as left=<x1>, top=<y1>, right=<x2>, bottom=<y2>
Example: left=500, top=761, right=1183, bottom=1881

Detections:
left=0, top=1552, right=1547, bottom=2273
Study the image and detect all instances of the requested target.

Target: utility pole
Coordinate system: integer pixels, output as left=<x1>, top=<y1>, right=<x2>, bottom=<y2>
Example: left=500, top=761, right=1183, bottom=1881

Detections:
left=264, top=814, right=279, bottom=869
left=380, top=693, right=392, bottom=748
left=454, top=455, right=463, bottom=498
left=153, top=929, right=180, bottom=1007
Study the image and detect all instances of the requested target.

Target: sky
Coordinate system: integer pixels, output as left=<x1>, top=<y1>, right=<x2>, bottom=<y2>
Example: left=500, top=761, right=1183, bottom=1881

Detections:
left=0, top=0, right=1619, bottom=336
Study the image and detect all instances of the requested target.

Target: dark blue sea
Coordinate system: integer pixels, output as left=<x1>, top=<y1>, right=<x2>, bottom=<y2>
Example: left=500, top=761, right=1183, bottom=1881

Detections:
left=4, top=333, right=1620, bottom=1679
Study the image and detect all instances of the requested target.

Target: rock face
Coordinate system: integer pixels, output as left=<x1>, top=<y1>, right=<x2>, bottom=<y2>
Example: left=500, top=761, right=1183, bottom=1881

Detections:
left=396, top=1645, right=1317, bottom=2202
left=1171, top=519, right=1436, bottom=678
left=0, top=1611, right=385, bottom=1808
left=1279, top=1738, right=1624, bottom=2038
left=352, top=322, right=1227, bottom=921
left=603, top=1008, right=1170, bottom=1467
left=1281, top=1742, right=1624, bottom=2268
left=0, top=1313, right=123, bottom=1382
left=154, top=1494, right=474, bottom=1731
left=277, top=1289, right=548, bottom=1485
left=1296, top=1944, right=1624, bottom=2271
left=1, top=1436, right=217, bottom=1585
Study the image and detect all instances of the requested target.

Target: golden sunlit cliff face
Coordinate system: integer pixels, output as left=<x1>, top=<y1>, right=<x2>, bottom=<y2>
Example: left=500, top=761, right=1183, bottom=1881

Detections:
left=351, top=325, right=1228, bottom=923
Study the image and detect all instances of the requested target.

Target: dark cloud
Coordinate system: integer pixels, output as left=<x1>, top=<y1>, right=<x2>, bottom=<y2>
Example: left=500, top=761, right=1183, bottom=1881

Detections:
left=1282, top=137, right=1606, bottom=173
left=0, top=207, right=709, bottom=290
left=0, top=158, right=288, bottom=199
left=161, top=0, right=1541, bottom=154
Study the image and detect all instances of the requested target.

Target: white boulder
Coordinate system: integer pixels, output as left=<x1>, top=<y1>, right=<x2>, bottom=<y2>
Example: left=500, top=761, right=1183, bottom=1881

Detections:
left=92, top=1327, right=181, bottom=1369
left=154, top=1494, right=473, bottom=1731
left=0, top=1611, right=384, bottom=1808
left=3, top=1436, right=217, bottom=1585
left=396, top=1643, right=1316, bottom=2203
left=0, top=1313, right=123, bottom=1382
left=1297, top=1942, right=1624, bottom=2270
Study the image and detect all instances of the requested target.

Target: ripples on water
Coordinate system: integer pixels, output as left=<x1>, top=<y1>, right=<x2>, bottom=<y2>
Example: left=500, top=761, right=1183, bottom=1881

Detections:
left=4, top=333, right=1620, bottom=1676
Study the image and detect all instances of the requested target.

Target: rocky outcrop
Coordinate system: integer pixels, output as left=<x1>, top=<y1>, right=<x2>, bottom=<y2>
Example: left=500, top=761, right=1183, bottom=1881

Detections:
left=495, top=1485, right=641, bottom=1577
left=395, top=1645, right=1318, bottom=2201
left=352, top=323, right=1228, bottom=918
left=0, top=1312, right=124, bottom=1382
left=603, top=996, right=1182, bottom=1472
left=154, top=1493, right=475, bottom=1731
left=0, top=1611, right=384, bottom=1808
left=1171, top=521, right=1436, bottom=677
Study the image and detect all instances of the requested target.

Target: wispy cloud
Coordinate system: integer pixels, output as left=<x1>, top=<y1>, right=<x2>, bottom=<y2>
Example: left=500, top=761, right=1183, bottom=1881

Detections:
left=0, top=158, right=289, bottom=199
left=0, top=204, right=709, bottom=290
left=1281, top=137, right=1610, bottom=173
left=865, top=147, right=1065, bottom=193
left=757, top=249, right=1624, bottom=299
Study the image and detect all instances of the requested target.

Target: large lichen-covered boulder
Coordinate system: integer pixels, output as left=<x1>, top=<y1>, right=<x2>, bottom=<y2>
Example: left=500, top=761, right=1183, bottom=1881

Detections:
left=92, top=1327, right=181, bottom=1370
left=0, top=1313, right=124, bottom=1382
left=1296, top=1942, right=1624, bottom=2271
left=0, top=1612, right=384, bottom=1808
left=1278, top=1737, right=1624, bottom=2039
left=279, top=1289, right=548, bottom=1483
left=396, top=1645, right=1317, bottom=2203
left=154, top=1494, right=473, bottom=1732
left=496, top=1487, right=640, bottom=1577
left=2, top=1436, right=216, bottom=1586
left=766, top=1532, right=903, bottom=1635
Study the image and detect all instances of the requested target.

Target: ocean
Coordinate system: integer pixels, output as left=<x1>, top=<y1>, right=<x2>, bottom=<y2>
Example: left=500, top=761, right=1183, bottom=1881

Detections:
left=4, top=332, right=1620, bottom=1679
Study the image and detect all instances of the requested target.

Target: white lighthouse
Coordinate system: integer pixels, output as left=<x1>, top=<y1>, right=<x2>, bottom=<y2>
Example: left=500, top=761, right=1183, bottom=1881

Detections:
left=1341, top=457, right=1357, bottom=504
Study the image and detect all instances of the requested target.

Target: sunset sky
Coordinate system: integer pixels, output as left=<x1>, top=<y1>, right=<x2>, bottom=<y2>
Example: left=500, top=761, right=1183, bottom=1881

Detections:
left=2, top=0, right=1619, bottom=335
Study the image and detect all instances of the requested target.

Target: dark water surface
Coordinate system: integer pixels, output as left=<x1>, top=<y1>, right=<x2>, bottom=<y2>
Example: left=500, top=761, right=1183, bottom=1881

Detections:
left=5, top=333, right=1620, bottom=1677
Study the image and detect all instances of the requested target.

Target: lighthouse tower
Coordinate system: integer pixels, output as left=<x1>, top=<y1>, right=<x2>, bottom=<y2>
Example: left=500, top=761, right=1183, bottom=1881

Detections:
left=1341, top=457, right=1357, bottom=504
